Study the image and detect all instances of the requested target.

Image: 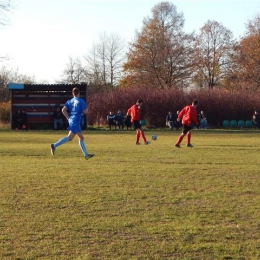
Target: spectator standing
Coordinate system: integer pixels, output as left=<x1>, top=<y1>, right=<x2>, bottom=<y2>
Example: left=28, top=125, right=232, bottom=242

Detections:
left=252, top=110, right=260, bottom=129
left=107, top=111, right=116, bottom=130
left=21, top=109, right=28, bottom=130
left=13, top=110, right=22, bottom=130
left=166, top=111, right=174, bottom=130
left=116, top=110, right=124, bottom=130
left=124, top=114, right=132, bottom=130
left=174, top=110, right=181, bottom=130
left=53, top=106, right=64, bottom=130
left=198, top=110, right=208, bottom=129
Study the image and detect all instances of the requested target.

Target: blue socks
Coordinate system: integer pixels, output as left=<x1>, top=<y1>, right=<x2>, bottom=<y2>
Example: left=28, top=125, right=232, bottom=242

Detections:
left=53, top=137, right=88, bottom=157
left=79, top=140, right=88, bottom=156
left=53, top=137, right=69, bottom=148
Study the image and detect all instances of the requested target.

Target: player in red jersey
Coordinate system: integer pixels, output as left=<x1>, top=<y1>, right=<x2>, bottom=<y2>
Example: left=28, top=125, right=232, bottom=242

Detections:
left=175, top=99, right=199, bottom=148
left=127, top=99, right=150, bottom=145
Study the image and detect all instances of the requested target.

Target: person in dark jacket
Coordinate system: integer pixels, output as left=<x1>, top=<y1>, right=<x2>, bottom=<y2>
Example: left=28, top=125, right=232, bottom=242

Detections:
left=252, top=110, right=260, bottom=129
left=53, top=106, right=64, bottom=130
left=107, top=111, right=116, bottom=130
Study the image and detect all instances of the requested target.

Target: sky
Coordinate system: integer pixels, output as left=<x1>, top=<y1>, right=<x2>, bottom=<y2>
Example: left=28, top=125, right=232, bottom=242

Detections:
left=0, top=0, right=260, bottom=83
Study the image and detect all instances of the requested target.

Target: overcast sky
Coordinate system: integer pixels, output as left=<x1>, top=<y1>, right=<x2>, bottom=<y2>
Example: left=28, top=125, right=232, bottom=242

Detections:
left=0, top=0, right=260, bottom=83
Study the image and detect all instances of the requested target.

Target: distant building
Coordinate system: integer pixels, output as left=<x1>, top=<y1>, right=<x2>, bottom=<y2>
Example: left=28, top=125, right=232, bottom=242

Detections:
left=8, top=83, right=87, bottom=130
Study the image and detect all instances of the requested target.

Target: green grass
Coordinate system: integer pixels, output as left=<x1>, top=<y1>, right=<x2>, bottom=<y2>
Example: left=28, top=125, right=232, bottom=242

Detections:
left=0, top=129, right=260, bottom=260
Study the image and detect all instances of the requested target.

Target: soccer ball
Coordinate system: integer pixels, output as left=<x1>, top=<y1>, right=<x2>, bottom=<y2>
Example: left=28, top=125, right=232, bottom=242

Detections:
left=151, top=134, right=157, bottom=140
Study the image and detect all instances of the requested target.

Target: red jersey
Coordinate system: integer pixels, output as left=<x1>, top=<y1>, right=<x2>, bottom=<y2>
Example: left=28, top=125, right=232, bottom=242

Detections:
left=127, top=104, right=140, bottom=122
left=178, top=105, right=198, bottom=126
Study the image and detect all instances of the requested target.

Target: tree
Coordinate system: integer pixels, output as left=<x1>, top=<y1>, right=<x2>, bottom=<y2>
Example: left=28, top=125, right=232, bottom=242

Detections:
left=59, top=57, right=88, bottom=84
left=84, top=32, right=126, bottom=90
left=192, top=20, right=235, bottom=89
left=0, top=1, right=35, bottom=102
left=0, top=66, right=35, bottom=102
left=229, top=13, right=260, bottom=91
left=0, top=0, right=14, bottom=61
left=122, top=1, right=194, bottom=89
left=0, top=0, right=12, bottom=26
left=246, top=12, right=260, bottom=35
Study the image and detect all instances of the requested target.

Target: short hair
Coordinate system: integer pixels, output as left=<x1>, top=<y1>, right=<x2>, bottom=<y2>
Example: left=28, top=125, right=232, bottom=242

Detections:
left=192, top=99, right=198, bottom=106
left=137, top=99, right=143, bottom=104
left=72, top=87, right=80, bottom=96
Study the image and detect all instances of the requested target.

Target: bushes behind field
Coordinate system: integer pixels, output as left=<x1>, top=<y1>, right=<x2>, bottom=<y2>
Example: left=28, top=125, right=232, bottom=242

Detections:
left=0, top=101, right=11, bottom=124
left=1, top=88, right=258, bottom=128
left=87, top=88, right=259, bottom=128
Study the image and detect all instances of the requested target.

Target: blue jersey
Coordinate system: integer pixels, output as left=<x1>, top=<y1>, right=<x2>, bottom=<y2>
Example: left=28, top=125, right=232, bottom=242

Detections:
left=65, top=97, right=87, bottom=133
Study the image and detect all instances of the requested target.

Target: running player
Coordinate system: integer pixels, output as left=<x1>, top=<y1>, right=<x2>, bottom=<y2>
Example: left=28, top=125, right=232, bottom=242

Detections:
left=175, top=99, right=199, bottom=148
left=127, top=99, right=150, bottom=145
left=50, top=87, right=94, bottom=159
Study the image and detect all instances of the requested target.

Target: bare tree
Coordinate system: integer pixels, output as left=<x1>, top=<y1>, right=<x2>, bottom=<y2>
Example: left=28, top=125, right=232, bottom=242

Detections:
left=0, top=0, right=13, bottom=26
left=0, top=0, right=14, bottom=61
left=192, top=20, right=235, bottom=89
left=0, top=66, right=35, bottom=101
left=84, top=32, right=126, bottom=90
left=84, top=45, right=103, bottom=87
left=59, top=57, right=88, bottom=84
left=246, top=12, right=260, bottom=36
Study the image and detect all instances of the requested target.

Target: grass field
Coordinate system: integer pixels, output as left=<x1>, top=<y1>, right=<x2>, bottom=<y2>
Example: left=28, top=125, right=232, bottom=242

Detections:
left=0, top=129, right=260, bottom=260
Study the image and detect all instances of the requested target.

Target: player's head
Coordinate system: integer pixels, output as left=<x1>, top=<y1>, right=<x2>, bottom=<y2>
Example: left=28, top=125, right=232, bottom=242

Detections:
left=72, top=87, right=80, bottom=97
left=136, top=99, right=143, bottom=106
left=192, top=99, right=198, bottom=107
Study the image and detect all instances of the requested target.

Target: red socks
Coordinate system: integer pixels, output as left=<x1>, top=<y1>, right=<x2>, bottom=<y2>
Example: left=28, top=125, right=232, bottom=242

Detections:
left=136, top=132, right=140, bottom=143
left=136, top=130, right=147, bottom=144
left=187, top=133, right=191, bottom=144
left=140, top=131, right=147, bottom=143
left=176, top=134, right=184, bottom=145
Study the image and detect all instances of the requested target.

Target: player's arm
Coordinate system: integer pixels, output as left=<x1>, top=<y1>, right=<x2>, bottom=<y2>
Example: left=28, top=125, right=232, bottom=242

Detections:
left=82, top=108, right=88, bottom=115
left=177, top=109, right=184, bottom=122
left=62, top=106, right=69, bottom=121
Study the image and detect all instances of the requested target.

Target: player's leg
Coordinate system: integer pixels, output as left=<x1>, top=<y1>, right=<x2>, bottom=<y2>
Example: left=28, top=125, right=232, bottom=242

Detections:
left=50, top=131, right=74, bottom=155
left=133, top=121, right=141, bottom=144
left=186, top=127, right=193, bottom=147
left=77, top=132, right=94, bottom=159
left=175, top=125, right=188, bottom=147
left=140, top=127, right=150, bottom=144
left=175, top=133, right=185, bottom=147
left=136, top=129, right=141, bottom=144
left=187, top=130, right=191, bottom=145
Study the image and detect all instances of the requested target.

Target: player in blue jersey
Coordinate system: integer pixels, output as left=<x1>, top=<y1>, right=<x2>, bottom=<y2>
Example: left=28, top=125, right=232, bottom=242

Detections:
left=50, top=87, right=94, bottom=160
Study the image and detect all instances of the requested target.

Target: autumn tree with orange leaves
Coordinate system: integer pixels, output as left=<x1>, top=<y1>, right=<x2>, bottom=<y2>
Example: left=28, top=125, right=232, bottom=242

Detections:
left=228, top=13, right=260, bottom=92
left=122, top=2, right=194, bottom=90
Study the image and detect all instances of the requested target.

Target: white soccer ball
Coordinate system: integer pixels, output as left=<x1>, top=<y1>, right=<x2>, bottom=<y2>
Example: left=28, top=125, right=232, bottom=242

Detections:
left=151, top=134, right=157, bottom=140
